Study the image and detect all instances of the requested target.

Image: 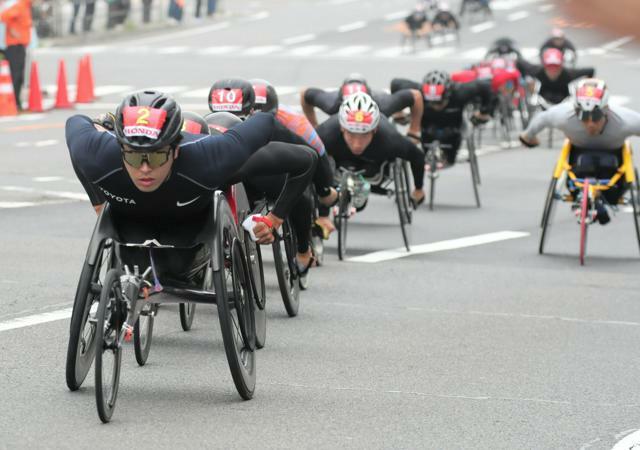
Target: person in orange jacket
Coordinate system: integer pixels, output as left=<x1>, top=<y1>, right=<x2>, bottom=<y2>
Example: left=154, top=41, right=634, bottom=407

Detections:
left=1, top=0, right=31, bottom=110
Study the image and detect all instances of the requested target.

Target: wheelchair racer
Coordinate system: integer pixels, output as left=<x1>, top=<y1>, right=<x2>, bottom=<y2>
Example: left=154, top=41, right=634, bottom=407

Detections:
left=67, top=90, right=317, bottom=281
left=539, top=28, right=577, bottom=64
left=209, top=78, right=330, bottom=274
left=300, top=73, right=424, bottom=140
left=429, top=2, right=459, bottom=33
left=519, top=48, right=595, bottom=106
left=520, top=78, right=640, bottom=224
left=391, top=70, right=492, bottom=167
left=316, top=93, right=426, bottom=219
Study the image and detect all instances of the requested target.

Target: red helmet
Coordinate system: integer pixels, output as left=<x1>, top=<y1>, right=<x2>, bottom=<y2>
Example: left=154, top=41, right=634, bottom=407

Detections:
left=542, top=48, right=564, bottom=67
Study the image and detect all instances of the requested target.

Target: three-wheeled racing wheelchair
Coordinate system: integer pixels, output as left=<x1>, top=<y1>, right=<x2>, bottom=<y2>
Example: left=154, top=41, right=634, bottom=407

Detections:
left=65, top=184, right=269, bottom=422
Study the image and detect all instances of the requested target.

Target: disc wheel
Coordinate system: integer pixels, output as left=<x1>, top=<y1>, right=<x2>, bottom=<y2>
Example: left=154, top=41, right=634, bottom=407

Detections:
left=94, top=268, right=125, bottom=423
left=179, top=303, right=196, bottom=331
left=213, top=199, right=256, bottom=400
left=133, top=303, right=155, bottom=366
left=66, top=239, right=113, bottom=391
left=273, top=220, right=300, bottom=317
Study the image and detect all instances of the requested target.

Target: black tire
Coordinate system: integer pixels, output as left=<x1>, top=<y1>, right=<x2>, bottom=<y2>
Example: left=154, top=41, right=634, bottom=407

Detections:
left=133, top=303, right=155, bottom=366
left=336, top=189, right=349, bottom=260
left=393, top=160, right=411, bottom=252
left=213, top=199, right=256, bottom=400
left=94, top=268, right=124, bottom=423
left=467, top=135, right=482, bottom=208
left=273, top=220, right=300, bottom=317
left=539, top=177, right=559, bottom=255
left=427, top=150, right=438, bottom=211
left=66, top=240, right=112, bottom=391
left=179, top=303, right=196, bottom=331
left=245, top=237, right=266, bottom=349
left=630, top=180, right=640, bottom=254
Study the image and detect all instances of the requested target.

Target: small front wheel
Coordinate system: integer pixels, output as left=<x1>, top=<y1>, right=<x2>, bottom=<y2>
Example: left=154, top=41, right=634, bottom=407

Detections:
left=179, top=303, right=196, bottom=331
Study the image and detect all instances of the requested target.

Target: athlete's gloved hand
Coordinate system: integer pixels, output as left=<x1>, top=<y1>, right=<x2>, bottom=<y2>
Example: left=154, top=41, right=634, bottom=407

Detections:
left=92, top=112, right=116, bottom=131
left=519, top=133, right=539, bottom=148
left=470, top=113, right=490, bottom=126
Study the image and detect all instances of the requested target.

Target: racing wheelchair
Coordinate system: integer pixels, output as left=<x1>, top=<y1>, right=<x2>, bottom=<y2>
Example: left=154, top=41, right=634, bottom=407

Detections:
left=539, top=139, right=640, bottom=265
left=334, top=158, right=413, bottom=260
left=65, top=185, right=266, bottom=423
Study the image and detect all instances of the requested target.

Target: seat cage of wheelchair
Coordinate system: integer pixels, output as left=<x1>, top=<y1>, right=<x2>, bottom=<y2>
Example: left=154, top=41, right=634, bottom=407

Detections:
left=82, top=184, right=255, bottom=305
left=552, top=139, right=636, bottom=198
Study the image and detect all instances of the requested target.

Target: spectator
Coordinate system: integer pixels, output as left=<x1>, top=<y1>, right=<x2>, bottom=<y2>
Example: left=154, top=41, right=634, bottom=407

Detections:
left=168, top=0, right=183, bottom=22
left=83, top=0, right=95, bottom=32
left=0, top=0, right=31, bottom=110
left=69, top=0, right=79, bottom=34
left=206, top=0, right=216, bottom=16
left=142, top=0, right=151, bottom=23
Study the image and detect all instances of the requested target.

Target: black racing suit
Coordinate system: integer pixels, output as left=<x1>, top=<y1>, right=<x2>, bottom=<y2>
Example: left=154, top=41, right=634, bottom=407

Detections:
left=517, top=60, right=595, bottom=105
left=316, top=115, right=425, bottom=216
left=405, top=10, right=428, bottom=32
left=391, top=78, right=493, bottom=165
left=303, top=88, right=416, bottom=118
left=432, top=10, right=459, bottom=29
left=67, top=112, right=317, bottom=280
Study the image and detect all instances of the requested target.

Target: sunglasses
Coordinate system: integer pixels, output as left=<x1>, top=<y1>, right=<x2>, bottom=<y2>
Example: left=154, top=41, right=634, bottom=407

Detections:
left=576, top=107, right=605, bottom=123
left=121, top=149, right=172, bottom=169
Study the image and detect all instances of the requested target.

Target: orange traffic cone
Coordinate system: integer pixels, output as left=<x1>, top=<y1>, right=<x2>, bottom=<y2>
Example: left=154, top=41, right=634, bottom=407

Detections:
left=55, top=59, right=72, bottom=109
left=85, top=55, right=95, bottom=101
left=28, top=61, right=43, bottom=113
left=76, top=55, right=95, bottom=103
left=0, top=60, right=18, bottom=116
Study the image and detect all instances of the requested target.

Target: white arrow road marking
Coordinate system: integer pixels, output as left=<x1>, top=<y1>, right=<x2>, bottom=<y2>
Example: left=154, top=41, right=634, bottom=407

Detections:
left=348, top=231, right=530, bottom=263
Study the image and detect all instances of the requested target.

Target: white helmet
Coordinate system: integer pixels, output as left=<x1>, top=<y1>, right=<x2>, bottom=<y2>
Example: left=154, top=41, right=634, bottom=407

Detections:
left=338, top=92, right=380, bottom=134
left=571, top=78, right=609, bottom=112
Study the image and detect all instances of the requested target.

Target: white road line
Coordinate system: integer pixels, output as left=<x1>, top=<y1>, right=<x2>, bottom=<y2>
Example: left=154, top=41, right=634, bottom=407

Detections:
left=179, top=88, right=211, bottom=99
left=328, top=0, right=357, bottom=4
left=0, top=201, right=36, bottom=208
left=0, top=186, right=88, bottom=201
left=520, top=47, right=539, bottom=59
left=71, top=45, right=109, bottom=54
left=0, top=308, right=72, bottom=332
left=460, top=47, right=487, bottom=60
left=242, top=11, right=269, bottom=21
left=331, top=45, right=371, bottom=57
left=384, top=10, right=408, bottom=21
left=147, top=85, right=188, bottom=94
left=338, top=21, right=366, bottom=33
left=197, top=45, right=240, bottom=55
left=127, top=21, right=230, bottom=45
left=507, top=11, right=530, bottom=21
left=282, top=33, right=316, bottom=45
left=33, top=176, right=64, bottom=182
left=156, top=46, right=190, bottom=55
left=601, top=36, right=634, bottom=51
left=94, top=85, right=133, bottom=96
left=348, top=231, right=530, bottom=263
left=538, top=4, right=554, bottom=12
left=417, top=47, right=455, bottom=58
left=470, top=21, right=495, bottom=33
left=243, top=45, right=283, bottom=55
left=288, top=45, right=328, bottom=56
left=374, top=46, right=404, bottom=58
left=34, top=140, right=59, bottom=147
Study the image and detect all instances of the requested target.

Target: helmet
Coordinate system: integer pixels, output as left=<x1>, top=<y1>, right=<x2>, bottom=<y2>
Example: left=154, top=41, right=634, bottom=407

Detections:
left=338, top=92, right=380, bottom=134
left=551, top=27, right=565, bottom=39
left=340, top=73, right=370, bottom=99
left=249, top=78, right=279, bottom=113
left=181, top=111, right=209, bottom=135
left=421, top=70, right=452, bottom=102
left=572, top=78, right=609, bottom=113
left=114, top=90, right=183, bottom=151
left=493, top=37, right=518, bottom=55
left=208, top=78, right=255, bottom=118
left=542, top=48, right=564, bottom=67
left=204, top=111, right=243, bottom=135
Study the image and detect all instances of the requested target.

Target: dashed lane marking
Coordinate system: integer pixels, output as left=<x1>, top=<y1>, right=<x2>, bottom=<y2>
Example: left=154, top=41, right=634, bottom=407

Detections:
left=348, top=231, right=530, bottom=263
left=33, top=176, right=64, bottom=182
left=126, top=21, right=230, bottom=46
left=384, top=11, right=408, bottom=21
left=197, top=45, right=240, bottom=55
left=507, top=11, right=530, bottom=21
left=242, top=45, right=283, bottom=55
left=0, top=186, right=88, bottom=201
left=601, top=35, right=634, bottom=51
left=337, top=21, right=367, bottom=33
left=470, top=21, right=495, bottom=33
left=0, top=307, right=72, bottom=332
left=0, top=201, right=36, bottom=208
left=331, top=45, right=371, bottom=57
left=288, top=45, right=329, bottom=56
left=282, top=33, right=316, bottom=45
left=241, top=10, right=269, bottom=22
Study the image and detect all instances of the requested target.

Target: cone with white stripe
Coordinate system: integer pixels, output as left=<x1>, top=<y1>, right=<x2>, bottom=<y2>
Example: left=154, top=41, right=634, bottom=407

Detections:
left=0, top=60, right=17, bottom=116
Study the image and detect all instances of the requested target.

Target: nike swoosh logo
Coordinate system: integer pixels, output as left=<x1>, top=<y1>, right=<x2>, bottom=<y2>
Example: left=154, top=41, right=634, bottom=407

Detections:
left=176, top=196, right=201, bottom=207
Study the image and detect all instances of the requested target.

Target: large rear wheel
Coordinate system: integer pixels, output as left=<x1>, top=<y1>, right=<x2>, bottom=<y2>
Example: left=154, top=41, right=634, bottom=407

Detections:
left=630, top=179, right=640, bottom=254
left=539, top=177, right=559, bottom=255
left=336, top=189, right=350, bottom=260
left=393, top=160, right=411, bottom=252
left=579, top=182, right=590, bottom=266
left=273, top=220, right=300, bottom=317
left=133, top=303, right=155, bottom=366
left=467, top=135, right=481, bottom=207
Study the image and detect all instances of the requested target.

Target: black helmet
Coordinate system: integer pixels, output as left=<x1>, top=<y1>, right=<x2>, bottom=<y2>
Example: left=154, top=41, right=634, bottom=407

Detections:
left=249, top=78, right=278, bottom=113
left=204, top=111, right=243, bottom=136
left=421, top=70, right=453, bottom=102
left=208, top=78, right=255, bottom=118
left=114, top=90, right=183, bottom=151
left=340, top=73, right=370, bottom=99
left=181, top=111, right=210, bottom=135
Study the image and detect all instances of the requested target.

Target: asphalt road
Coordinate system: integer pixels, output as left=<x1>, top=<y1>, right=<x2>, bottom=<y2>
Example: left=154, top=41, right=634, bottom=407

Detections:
left=2, top=0, right=640, bottom=448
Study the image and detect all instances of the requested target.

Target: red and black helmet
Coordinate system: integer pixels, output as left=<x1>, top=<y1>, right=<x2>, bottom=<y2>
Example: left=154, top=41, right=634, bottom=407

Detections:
left=114, top=90, right=183, bottom=151
left=249, top=78, right=279, bottom=113
left=340, top=73, right=370, bottom=99
left=208, top=78, right=255, bottom=118
left=181, top=111, right=210, bottom=135
left=421, top=70, right=453, bottom=102
left=204, top=111, right=243, bottom=136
